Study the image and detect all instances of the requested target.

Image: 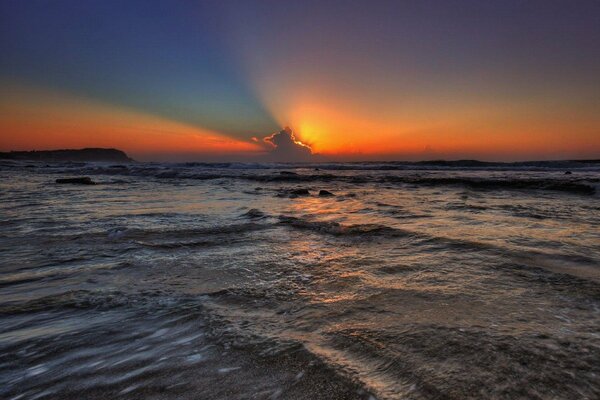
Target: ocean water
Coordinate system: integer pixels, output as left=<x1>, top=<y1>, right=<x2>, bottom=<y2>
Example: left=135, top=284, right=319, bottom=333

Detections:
left=1, top=160, right=599, bottom=399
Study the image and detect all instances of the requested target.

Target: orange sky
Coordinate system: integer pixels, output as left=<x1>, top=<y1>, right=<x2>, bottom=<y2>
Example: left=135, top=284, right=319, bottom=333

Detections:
left=2, top=81, right=599, bottom=161
left=0, top=83, right=264, bottom=160
left=278, top=93, right=600, bottom=160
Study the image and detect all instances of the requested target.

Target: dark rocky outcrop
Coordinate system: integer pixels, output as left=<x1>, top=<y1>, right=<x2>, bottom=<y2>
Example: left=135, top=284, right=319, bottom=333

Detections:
left=318, top=190, right=334, bottom=196
left=277, top=188, right=311, bottom=198
left=56, top=177, right=96, bottom=185
left=290, top=188, right=310, bottom=196
left=0, top=148, right=133, bottom=163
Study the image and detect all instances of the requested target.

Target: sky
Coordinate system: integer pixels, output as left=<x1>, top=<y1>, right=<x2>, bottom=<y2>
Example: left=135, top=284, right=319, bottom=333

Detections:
left=1, top=0, right=599, bottom=161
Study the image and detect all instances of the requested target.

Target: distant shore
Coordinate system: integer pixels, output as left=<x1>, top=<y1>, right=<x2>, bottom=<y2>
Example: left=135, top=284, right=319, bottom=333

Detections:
left=0, top=148, right=134, bottom=163
left=1, top=148, right=599, bottom=166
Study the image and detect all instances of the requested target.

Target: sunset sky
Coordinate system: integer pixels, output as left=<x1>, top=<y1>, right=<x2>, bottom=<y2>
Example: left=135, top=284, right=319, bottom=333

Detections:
left=1, top=0, right=599, bottom=161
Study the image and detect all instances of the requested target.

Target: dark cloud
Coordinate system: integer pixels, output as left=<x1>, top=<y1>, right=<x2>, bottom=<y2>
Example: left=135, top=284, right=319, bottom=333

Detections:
left=262, top=127, right=313, bottom=162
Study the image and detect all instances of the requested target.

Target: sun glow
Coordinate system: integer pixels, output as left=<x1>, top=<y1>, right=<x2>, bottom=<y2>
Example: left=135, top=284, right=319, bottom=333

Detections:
left=288, top=128, right=313, bottom=153
left=256, top=89, right=600, bottom=160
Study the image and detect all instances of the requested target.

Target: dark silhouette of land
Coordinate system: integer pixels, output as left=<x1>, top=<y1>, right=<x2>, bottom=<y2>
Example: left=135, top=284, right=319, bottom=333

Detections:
left=0, top=148, right=133, bottom=162
left=1, top=147, right=598, bottom=166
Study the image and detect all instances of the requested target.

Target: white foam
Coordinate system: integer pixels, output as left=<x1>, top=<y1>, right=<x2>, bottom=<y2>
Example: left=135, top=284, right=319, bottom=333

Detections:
left=186, top=354, right=204, bottom=363
left=120, top=384, right=139, bottom=394
left=218, top=367, right=241, bottom=373
left=26, top=364, right=47, bottom=377
left=107, top=228, right=127, bottom=239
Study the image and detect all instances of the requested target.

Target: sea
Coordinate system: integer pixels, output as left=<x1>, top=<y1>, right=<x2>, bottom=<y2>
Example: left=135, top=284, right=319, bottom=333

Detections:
left=1, top=160, right=599, bottom=399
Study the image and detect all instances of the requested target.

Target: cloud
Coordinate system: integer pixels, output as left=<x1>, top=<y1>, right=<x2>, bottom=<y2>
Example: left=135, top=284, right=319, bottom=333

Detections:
left=262, top=127, right=313, bottom=162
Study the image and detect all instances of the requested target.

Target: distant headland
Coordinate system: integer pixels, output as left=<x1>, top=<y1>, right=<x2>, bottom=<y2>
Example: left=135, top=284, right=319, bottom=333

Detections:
left=0, top=148, right=134, bottom=163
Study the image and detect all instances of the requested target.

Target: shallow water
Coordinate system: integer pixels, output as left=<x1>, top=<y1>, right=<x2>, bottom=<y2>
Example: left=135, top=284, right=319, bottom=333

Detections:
left=1, top=161, right=599, bottom=399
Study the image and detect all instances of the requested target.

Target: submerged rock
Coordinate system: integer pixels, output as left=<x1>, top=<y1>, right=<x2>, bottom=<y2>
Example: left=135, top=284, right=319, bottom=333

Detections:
left=243, top=208, right=266, bottom=219
left=280, top=171, right=298, bottom=175
left=290, top=188, right=310, bottom=196
left=56, top=177, right=96, bottom=185
left=318, top=190, right=334, bottom=197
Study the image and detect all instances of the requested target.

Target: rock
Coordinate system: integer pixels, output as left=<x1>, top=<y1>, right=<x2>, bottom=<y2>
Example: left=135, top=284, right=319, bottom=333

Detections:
left=275, top=188, right=311, bottom=198
left=280, top=171, right=298, bottom=175
left=318, top=190, right=334, bottom=197
left=290, top=188, right=310, bottom=196
left=56, top=177, right=96, bottom=185
left=565, top=171, right=572, bottom=175
left=243, top=209, right=265, bottom=218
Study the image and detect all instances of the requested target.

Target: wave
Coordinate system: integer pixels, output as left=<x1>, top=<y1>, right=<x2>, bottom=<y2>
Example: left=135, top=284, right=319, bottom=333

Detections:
left=0, top=289, right=166, bottom=315
left=276, top=176, right=597, bottom=195
left=19, top=161, right=598, bottom=194
left=395, top=176, right=597, bottom=194
left=5, top=159, right=600, bottom=170
left=274, top=213, right=600, bottom=284
left=324, top=324, right=600, bottom=399
left=0, top=289, right=371, bottom=400
left=1, top=222, right=271, bottom=265
left=277, top=215, right=410, bottom=237
left=0, top=222, right=272, bottom=283
left=60, top=222, right=269, bottom=244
